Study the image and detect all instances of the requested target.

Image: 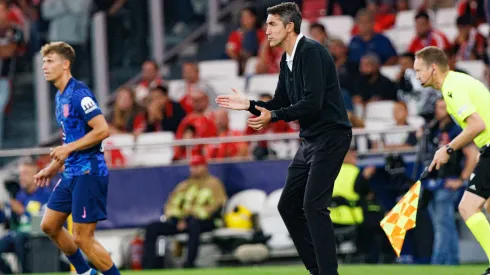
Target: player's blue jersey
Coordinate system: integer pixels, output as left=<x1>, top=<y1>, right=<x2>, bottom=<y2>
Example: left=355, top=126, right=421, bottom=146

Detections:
left=55, top=78, right=108, bottom=177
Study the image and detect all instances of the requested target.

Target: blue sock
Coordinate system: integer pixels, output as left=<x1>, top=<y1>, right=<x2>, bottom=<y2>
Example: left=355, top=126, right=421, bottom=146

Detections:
left=102, top=264, right=120, bottom=275
left=66, top=249, right=90, bottom=274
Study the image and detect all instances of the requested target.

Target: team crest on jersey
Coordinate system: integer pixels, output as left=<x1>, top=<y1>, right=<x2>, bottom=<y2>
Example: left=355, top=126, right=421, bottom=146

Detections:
left=63, top=104, right=69, bottom=117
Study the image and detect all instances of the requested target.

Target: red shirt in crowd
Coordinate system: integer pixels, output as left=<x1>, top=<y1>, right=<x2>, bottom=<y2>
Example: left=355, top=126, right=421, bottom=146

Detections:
left=174, top=113, right=218, bottom=160
left=207, top=130, right=248, bottom=159
left=226, top=29, right=266, bottom=57
left=351, top=13, right=396, bottom=35
left=408, top=30, right=450, bottom=53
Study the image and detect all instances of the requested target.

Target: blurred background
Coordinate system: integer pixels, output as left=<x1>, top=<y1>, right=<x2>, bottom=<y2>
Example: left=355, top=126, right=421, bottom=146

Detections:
left=0, top=0, right=487, bottom=273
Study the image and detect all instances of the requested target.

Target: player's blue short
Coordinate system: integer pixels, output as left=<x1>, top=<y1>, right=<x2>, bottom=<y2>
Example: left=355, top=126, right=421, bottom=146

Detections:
left=47, top=175, right=108, bottom=223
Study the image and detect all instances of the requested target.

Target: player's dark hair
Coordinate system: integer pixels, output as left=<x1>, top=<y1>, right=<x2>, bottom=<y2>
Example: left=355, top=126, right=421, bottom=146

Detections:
left=415, top=11, right=430, bottom=21
left=150, top=85, right=169, bottom=96
left=309, top=22, right=326, bottom=33
left=415, top=46, right=449, bottom=72
left=41, top=42, right=76, bottom=68
left=267, top=2, right=302, bottom=34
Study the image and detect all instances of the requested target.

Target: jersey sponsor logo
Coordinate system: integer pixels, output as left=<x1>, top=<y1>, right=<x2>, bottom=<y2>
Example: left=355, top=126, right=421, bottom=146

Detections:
left=81, top=97, right=98, bottom=114
left=63, top=104, right=69, bottom=117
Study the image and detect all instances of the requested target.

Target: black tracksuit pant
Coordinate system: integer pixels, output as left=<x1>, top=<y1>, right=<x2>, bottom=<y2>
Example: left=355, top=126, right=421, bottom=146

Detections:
left=277, top=130, right=352, bottom=275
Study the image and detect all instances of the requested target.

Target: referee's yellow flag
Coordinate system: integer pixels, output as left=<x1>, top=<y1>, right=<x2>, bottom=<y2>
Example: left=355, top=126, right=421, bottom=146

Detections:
left=380, top=181, right=421, bottom=257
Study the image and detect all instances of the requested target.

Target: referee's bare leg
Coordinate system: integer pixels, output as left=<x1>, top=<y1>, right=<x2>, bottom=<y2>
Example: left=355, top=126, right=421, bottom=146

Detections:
left=278, top=133, right=351, bottom=275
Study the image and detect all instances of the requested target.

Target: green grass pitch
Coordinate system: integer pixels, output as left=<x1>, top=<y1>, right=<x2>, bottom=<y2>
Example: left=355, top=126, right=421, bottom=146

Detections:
left=28, top=264, right=487, bottom=275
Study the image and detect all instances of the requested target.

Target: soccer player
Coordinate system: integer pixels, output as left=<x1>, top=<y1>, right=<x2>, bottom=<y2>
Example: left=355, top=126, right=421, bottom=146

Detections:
left=33, top=42, right=120, bottom=275
left=414, top=46, right=490, bottom=275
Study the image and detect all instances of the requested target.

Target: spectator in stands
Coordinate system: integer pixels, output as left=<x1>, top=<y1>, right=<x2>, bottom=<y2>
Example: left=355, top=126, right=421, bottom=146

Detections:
left=41, top=0, right=92, bottom=81
left=396, top=52, right=440, bottom=120
left=134, top=60, right=163, bottom=106
left=174, top=90, right=217, bottom=160
left=408, top=11, right=450, bottom=54
left=107, top=87, right=138, bottom=134
left=244, top=93, right=296, bottom=160
left=0, top=0, right=24, bottom=147
left=326, top=0, right=367, bottom=17
left=176, top=61, right=218, bottom=113
left=351, top=1, right=396, bottom=36
left=14, top=0, right=42, bottom=56
left=445, top=46, right=469, bottom=74
left=207, top=109, right=248, bottom=160
left=0, top=158, right=51, bottom=274
left=309, top=22, right=329, bottom=46
left=424, top=98, right=478, bottom=265
left=377, top=101, right=418, bottom=149
left=142, top=155, right=227, bottom=269
left=457, top=0, right=486, bottom=27
left=328, top=38, right=361, bottom=97
left=453, top=15, right=488, bottom=64
left=132, top=85, right=186, bottom=135
left=255, top=31, right=284, bottom=74
left=353, top=53, right=397, bottom=104
left=354, top=160, right=394, bottom=263
left=348, top=9, right=398, bottom=66
left=226, top=7, right=264, bottom=75
left=418, top=0, right=456, bottom=9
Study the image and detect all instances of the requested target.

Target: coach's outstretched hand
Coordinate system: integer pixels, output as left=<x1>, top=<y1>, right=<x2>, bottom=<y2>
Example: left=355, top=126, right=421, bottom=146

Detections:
left=215, top=88, right=250, bottom=110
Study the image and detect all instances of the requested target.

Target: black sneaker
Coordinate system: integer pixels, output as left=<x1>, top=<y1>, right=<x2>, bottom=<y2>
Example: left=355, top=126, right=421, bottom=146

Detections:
left=482, top=267, right=490, bottom=275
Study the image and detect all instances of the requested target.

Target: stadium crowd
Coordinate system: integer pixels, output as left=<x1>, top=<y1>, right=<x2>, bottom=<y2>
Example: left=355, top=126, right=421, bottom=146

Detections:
left=0, top=0, right=488, bottom=272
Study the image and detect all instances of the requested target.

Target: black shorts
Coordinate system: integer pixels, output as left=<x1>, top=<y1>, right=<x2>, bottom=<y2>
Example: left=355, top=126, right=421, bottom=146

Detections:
left=466, top=145, right=490, bottom=199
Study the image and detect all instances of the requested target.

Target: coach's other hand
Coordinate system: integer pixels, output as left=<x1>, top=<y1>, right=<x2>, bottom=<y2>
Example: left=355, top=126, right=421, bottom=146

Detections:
left=216, top=88, right=250, bottom=110
left=50, top=145, right=72, bottom=163
left=248, top=106, right=271, bottom=131
left=429, top=147, right=450, bottom=172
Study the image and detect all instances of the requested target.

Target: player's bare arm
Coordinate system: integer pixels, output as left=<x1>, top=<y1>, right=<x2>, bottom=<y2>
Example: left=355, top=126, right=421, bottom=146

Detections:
left=430, top=112, right=486, bottom=171
left=51, top=114, right=110, bottom=163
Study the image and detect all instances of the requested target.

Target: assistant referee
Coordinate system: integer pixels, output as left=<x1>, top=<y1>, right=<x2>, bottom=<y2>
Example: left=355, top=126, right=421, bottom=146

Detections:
left=414, top=46, right=490, bottom=275
left=216, top=3, right=352, bottom=275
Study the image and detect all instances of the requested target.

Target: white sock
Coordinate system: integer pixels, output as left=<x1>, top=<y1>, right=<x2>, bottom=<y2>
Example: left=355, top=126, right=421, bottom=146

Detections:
left=80, top=268, right=94, bottom=275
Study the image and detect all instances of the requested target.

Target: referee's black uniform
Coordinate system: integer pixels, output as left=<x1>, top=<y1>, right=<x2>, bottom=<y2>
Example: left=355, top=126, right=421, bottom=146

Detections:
left=248, top=36, right=352, bottom=275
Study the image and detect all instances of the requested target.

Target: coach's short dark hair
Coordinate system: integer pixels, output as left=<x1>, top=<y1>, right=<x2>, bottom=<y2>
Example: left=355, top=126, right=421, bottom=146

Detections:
left=267, top=2, right=302, bottom=34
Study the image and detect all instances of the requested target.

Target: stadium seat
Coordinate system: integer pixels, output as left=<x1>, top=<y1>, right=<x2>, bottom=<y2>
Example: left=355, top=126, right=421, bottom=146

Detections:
left=247, top=74, right=279, bottom=95
left=457, top=60, right=487, bottom=83
left=435, top=8, right=458, bottom=27
left=395, top=10, right=416, bottom=28
left=244, top=57, right=258, bottom=76
left=478, top=23, right=489, bottom=37
left=364, top=118, right=393, bottom=143
left=259, top=189, right=293, bottom=250
left=407, top=115, right=425, bottom=129
left=208, top=77, right=246, bottom=95
left=199, top=60, right=238, bottom=79
left=228, top=110, right=249, bottom=132
left=392, top=28, right=415, bottom=53
left=365, top=101, right=395, bottom=121
left=380, top=65, right=400, bottom=82
left=301, top=19, right=311, bottom=39
left=442, top=25, right=458, bottom=42
left=316, top=16, right=353, bottom=44
left=103, top=134, right=135, bottom=168
left=213, top=189, right=267, bottom=239
left=134, top=132, right=175, bottom=167
left=167, top=79, right=185, bottom=102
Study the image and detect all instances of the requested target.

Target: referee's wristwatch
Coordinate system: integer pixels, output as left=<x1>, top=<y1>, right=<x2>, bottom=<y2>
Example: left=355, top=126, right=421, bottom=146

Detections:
left=270, top=111, right=278, bottom=123
left=445, top=144, right=454, bottom=155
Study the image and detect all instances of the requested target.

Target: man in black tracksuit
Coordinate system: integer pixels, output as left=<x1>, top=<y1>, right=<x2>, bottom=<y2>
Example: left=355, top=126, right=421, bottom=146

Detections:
left=216, top=3, right=352, bottom=275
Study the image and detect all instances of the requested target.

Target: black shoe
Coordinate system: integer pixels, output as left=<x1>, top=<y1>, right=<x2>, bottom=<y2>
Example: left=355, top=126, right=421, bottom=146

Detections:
left=482, top=267, right=490, bottom=275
